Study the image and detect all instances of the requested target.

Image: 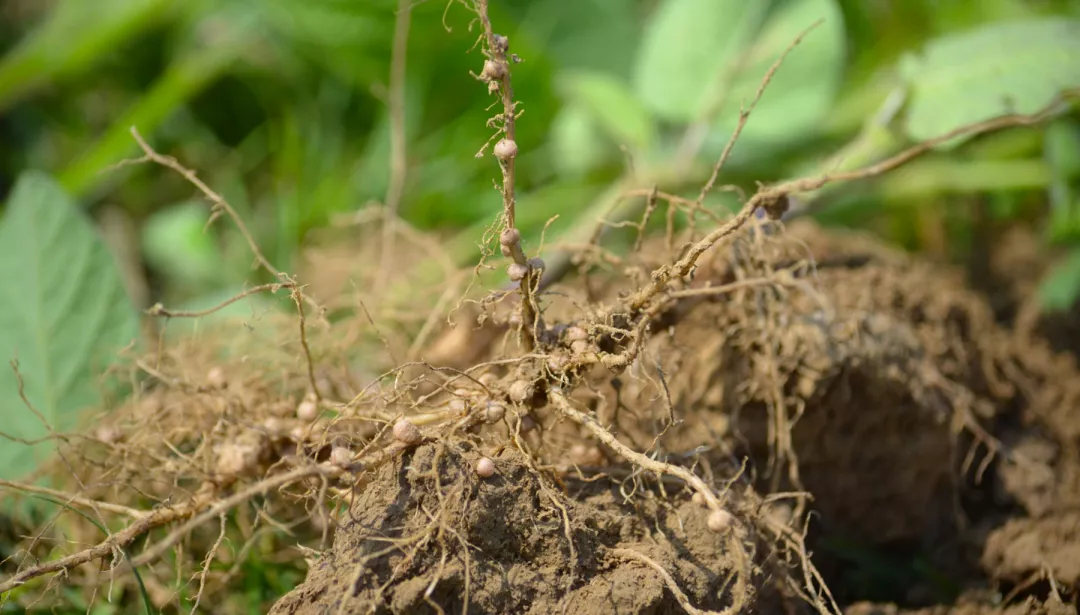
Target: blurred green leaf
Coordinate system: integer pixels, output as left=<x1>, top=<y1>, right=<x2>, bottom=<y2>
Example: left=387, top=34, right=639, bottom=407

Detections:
left=1038, top=247, right=1080, bottom=311
left=557, top=70, right=656, bottom=152
left=1045, top=119, right=1080, bottom=243
left=702, top=0, right=846, bottom=158
left=878, top=158, right=1050, bottom=200
left=257, top=0, right=390, bottom=85
left=514, top=0, right=640, bottom=77
left=0, top=172, right=140, bottom=480
left=352, top=113, right=392, bottom=204
left=141, top=201, right=223, bottom=291
left=633, top=0, right=772, bottom=123
left=634, top=0, right=845, bottom=161
left=899, top=17, right=1080, bottom=144
left=550, top=103, right=610, bottom=177
left=159, top=286, right=284, bottom=347
left=260, top=0, right=388, bottom=48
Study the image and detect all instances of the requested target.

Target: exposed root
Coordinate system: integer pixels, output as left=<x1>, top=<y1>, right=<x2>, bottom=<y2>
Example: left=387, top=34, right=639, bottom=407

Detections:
left=612, top=548, right=737, bottom=615
left=549, top=389, right=732, bottom=522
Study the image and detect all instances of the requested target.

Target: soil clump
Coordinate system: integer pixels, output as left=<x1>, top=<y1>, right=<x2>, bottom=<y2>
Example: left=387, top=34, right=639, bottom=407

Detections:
left=271, top=221, right=1080, bottom=614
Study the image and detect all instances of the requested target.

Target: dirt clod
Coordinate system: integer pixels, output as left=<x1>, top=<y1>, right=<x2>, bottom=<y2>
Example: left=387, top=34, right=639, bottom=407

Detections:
left=269, top=444, right=752, bottom=615
left=982, top=512, right=1080, bottom=585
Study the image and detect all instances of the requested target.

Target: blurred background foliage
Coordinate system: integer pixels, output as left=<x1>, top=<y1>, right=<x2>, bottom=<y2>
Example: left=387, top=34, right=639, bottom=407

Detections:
left=1, top=0, right=1080, bottom=313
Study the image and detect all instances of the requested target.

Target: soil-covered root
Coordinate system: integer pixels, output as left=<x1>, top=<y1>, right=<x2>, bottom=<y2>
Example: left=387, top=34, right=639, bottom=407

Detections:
left=595, top=222, right=975, bottom=546
left=644, top=290, right=957, bottom=544
left=776, top=223, right=1080, bottom=526
left=544, top=218, right=1080, bottom=611
left=650, top=222, right=1080, bottom=539
left=0, top=313, right=390, bottom=611
left=270, top=442, right=760, bottom=615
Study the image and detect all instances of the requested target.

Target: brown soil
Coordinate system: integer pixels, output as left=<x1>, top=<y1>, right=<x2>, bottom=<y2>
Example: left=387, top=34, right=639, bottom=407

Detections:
left=266, top=220, right=1080, bottom=614
left=270, top=443, right=754, bottom=615
left=846, top=591, right=1076, bottom=615
left=982, top=225, right=1080, bottom=359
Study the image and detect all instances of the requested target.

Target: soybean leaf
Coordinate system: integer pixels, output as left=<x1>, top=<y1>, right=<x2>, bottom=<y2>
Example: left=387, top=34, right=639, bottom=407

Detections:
left=550, top=103, right=611, bottom=177
left=0, top=172, right=140, bottom=480
left=557, top=70, right=656, bottom=152
left=634, top=0, right=845, bottom=158
left=633, top=0, right=772, bottom=123
left=142, top=200, right=225, bottom=292
left=706, top=0, right=846, bottom=152
left=513, top=0, right=640, bottom=78
left=1045, top=119, right=1080, bottom=244
left=1038, top=248, right=1080, bottom=312
left=900, top=17, right=1080, bottom=144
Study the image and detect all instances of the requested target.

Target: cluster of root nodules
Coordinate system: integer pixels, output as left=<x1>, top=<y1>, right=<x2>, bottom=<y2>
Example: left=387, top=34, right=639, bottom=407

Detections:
left=264, top=213, right=1080, bottom=614
left=5, top=214, right=1080, bottom=615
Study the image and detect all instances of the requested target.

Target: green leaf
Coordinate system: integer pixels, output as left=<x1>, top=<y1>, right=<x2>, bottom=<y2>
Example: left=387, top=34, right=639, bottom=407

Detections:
left=900, top=17, right=1080, bottom=144
left=0, top=172, right=140, bottom=480
left=550, top=103, right=611, bottom=177
left=557, top=70, right=656, bottom=152
left=633, top=0, right=845, bottom=157
left=634, top=0, right=772, bottom=123
left=260, top=0, right=387, bottom=50
left=142, top=200, right=224, bottom=290
left=515, top=0, right=641, bottom=78
left=708, top=0, right=845, bottom=151
left=60, top=11, right=255, bottom=196
left=1038, top=248, right=1080, bottom=312
left=1045, top=119, right=1080, bottom=243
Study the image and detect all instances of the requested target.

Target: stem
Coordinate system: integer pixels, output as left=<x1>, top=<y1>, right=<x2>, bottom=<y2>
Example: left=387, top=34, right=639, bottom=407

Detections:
left=376, top=0, right=412, bottom=293
left=549, top=389, right=728, bottom=517
left=475, top=0, right=517, bottom=232
left=475, top=0, right=541, bottom=349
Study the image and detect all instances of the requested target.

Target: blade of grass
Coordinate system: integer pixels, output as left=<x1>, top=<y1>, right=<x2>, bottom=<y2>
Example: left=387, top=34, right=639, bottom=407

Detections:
left=0, top=0, right=176, bottom=111
left=59, top=34, right=252, bottom=197
left=878, top=158, right=1050, bottom=199
left=23, top=495, right=153, bottom=614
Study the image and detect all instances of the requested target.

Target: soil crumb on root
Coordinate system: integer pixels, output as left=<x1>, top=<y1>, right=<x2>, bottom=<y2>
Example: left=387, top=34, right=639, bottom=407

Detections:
left=270, top=443, right=755, bottom=615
